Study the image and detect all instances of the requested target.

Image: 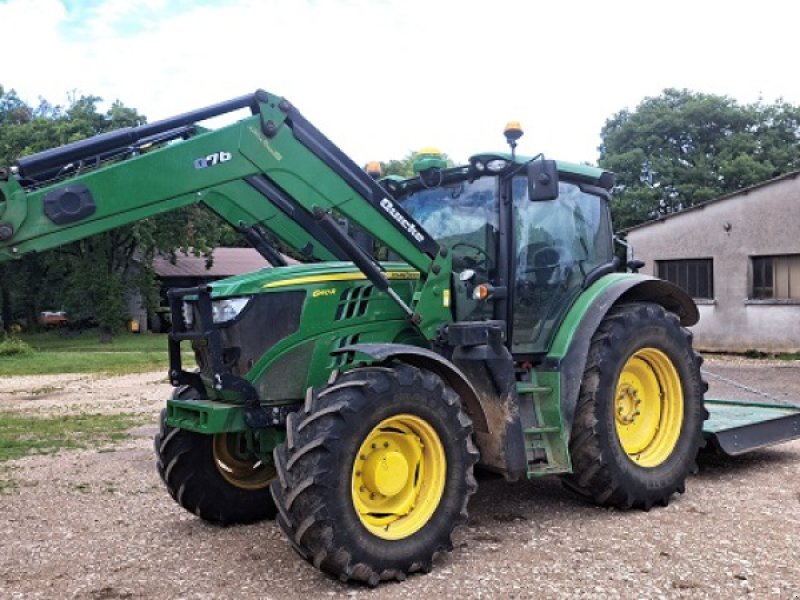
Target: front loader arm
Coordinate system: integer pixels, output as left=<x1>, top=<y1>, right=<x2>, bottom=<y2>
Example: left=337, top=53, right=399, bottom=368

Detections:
left=0, top=90, right=438, bottom=270
left=0, top=92, right=338, bottom=263
left=0, top=89, right=451, bottom=335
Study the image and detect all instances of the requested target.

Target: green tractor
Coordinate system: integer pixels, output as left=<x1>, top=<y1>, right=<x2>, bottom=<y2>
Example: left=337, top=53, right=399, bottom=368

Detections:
left=1, top=90, right=798, bottom=585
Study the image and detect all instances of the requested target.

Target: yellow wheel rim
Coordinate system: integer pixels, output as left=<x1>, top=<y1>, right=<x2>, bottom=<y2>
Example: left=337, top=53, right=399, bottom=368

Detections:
left=614, top=348, right=683, bottom=468
left=352, top=414, right=446, bottom=540
left=213, top=433, right=275, bottom=490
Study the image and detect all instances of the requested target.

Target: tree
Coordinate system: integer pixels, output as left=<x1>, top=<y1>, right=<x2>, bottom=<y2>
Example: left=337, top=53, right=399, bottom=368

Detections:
left=0, top=85, right=234, bottom=338
left=599, top=88, right=800, bottom=229
left=378, top=150, right=453, bottom=179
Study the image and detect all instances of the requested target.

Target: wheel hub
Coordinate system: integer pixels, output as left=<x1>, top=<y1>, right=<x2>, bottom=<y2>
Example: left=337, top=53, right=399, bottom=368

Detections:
left=614, top=348, right=684, bottom=467
left=352, top=414, right=446, bottom=540
left=213, top=432, right=275, bottom=490
left=615, top=384, right=642, bottom=425
left=362, top=449, right=409, bottom=497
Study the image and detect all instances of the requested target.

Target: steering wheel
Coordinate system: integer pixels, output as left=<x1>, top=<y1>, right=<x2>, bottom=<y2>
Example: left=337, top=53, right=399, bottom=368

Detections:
left=451, top=242, right=492, bottom=271
left=522, top=246, right=561, bottom=274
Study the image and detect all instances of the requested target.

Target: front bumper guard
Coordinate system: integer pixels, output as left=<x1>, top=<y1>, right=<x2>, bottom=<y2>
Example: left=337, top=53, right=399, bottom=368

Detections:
left=166, top=285, right=284, bottom=428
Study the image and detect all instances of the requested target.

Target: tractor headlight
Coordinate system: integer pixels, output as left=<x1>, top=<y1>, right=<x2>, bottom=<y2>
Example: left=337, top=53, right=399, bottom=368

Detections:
left=211, top=297, right=251, bottom=324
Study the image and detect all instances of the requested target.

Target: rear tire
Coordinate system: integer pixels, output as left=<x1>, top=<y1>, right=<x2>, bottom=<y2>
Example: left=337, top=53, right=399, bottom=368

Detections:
left=562, top=302, right=707, bottom=509
left=271, top=364, right=479, bottom=585
left=155, top=388, right=277, bottom=524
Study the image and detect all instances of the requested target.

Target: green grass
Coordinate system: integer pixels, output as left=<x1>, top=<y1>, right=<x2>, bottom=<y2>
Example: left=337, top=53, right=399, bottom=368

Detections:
left=21, top=329, right=169, bottom=353
left=0, top=330, right=193, bottom=376
left=0, top=411, right=148, bottom=463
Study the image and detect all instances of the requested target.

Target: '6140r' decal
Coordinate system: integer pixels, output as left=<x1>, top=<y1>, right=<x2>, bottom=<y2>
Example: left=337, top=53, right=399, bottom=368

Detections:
left=194, top=151, right=232, bottom=169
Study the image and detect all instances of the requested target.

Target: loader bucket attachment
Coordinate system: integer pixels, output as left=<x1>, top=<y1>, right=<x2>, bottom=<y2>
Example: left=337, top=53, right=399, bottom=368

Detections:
left=703, top=398, right=800, bottom=456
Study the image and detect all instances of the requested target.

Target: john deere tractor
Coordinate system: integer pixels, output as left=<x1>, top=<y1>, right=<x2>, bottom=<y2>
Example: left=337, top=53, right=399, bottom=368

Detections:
left=1, top=90, right=798, bottom=585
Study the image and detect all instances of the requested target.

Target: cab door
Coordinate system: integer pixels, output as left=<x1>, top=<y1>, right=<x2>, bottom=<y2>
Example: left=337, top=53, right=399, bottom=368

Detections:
left=509, top=176, right=614, bottom=355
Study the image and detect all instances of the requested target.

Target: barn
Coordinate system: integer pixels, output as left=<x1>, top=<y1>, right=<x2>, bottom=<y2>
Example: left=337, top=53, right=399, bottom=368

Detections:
left=127, top=248, right=275, bottom=332
left=624, top=171, right=800, bottom=353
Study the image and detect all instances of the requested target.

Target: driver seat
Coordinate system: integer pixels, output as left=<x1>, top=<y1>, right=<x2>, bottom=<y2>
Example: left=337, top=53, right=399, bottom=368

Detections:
left=517, top=242, right=562, bottom=286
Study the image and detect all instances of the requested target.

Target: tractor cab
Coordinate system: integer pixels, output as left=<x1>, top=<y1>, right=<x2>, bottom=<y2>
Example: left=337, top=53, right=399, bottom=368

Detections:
left=388, top=145, right=616, bottom=356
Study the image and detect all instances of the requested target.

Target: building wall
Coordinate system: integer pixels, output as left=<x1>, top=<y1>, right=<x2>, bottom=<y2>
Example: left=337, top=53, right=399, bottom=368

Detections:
left=626, top=173, right=800, bottom=353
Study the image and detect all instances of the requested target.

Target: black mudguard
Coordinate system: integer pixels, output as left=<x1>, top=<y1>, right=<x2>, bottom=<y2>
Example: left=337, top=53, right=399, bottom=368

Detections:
left=334, top=343, right=488, bottom=431
left=336, top=342, right=528, bottom=479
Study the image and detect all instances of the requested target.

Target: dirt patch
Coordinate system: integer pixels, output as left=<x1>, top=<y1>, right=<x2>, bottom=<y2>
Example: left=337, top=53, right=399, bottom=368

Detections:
left=1, top=360, right=799, bottom=598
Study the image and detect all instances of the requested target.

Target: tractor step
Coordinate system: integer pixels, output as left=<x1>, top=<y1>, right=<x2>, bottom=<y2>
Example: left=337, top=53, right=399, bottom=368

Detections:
left=517, top=383, right=553, bottom=395
left=703, top=398, right=800, bottom=456
left=516, top=381, right=571, bottom=476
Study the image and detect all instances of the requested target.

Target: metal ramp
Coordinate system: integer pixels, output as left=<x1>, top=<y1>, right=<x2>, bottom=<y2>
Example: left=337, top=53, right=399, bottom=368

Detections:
left=703, top=398, right=800, bottom=456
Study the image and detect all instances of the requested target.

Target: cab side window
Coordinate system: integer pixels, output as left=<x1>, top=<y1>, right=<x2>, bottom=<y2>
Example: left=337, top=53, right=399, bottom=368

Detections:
left=512, top=177, right=613, bottom=353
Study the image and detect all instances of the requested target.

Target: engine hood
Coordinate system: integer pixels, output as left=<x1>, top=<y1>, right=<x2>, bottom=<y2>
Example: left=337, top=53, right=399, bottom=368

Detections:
left=208, top=261, right=420, bottom=297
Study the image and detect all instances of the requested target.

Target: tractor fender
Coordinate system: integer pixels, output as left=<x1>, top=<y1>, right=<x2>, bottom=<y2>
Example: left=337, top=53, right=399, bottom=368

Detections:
left=334, top=342, right=489, bottom=432
left=547, top=275, right=697, bottom=440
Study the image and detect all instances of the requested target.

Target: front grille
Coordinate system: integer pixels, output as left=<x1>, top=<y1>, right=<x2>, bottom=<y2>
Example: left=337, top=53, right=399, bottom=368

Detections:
left=255, top=341, right=315, bottom=401
left=192, top=291, right=305, bottom=378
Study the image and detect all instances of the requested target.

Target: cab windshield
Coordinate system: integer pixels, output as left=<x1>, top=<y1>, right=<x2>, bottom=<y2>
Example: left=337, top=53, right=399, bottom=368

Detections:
left=399, top=177, right=498, bottom=275
left=398, top=176, right=498, bottom=321
left=400, top=177, right=498, bottom=246
left=398, top=171, right=615, bottom=353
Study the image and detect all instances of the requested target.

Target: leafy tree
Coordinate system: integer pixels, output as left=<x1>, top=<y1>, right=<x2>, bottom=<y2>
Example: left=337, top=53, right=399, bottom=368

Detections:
left=599, top=88, right=800, bottom=229
left=0, top=85, right=234, bottom=338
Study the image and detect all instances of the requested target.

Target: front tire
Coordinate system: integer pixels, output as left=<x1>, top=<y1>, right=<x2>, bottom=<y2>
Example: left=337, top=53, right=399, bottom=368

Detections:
left=563, top=302, right=707, bottom=509
left=155, top=389, right=278, bottom=524
left=271, top=364, right=479, bottom=585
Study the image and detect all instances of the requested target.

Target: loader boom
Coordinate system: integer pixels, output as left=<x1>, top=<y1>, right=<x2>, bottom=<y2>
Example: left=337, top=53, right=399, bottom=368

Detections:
left=0, top=89, right=450, bottom=332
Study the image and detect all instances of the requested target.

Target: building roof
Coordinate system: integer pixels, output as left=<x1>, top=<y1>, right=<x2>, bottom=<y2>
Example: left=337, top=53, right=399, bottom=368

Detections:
left=152, top=248, right=274, bottom=278
left=623, top=169, right=800, bottom=233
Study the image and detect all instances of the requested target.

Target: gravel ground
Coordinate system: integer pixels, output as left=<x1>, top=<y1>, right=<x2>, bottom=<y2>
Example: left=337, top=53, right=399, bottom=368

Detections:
left=1, top=357, right=799, bottom=598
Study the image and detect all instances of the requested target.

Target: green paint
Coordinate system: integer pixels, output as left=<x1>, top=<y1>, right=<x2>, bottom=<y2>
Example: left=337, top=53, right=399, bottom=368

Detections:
left=547, top=273, right=640, bottom=359
left=521, top=273, right=648, bottom=475
left=413, top=155, right=448, bottom=173
left=518, top=372, right=571, bottom=476
left=166, top=398, right=248, bottom=433
left=703, top=398, right=800, bottom=433
left=466, top=151, right=611, bottom=186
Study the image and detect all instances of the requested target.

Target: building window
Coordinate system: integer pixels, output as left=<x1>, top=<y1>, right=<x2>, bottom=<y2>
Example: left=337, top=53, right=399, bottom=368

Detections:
left=656, top=259, right=714, bottom=300
left=751, top=254, right=800, bottom=300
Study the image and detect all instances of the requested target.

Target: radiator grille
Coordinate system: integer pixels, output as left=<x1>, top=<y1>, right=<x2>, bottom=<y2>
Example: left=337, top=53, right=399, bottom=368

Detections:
left=192, top=291, right=305, bottom=378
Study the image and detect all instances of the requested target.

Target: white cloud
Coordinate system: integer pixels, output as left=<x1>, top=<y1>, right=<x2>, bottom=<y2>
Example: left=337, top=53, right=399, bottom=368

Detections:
left=2, top=0, right=800, bottom=166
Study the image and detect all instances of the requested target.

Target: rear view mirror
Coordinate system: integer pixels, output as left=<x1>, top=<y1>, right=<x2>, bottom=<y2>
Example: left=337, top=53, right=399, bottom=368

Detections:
left=527, top=160, right=559, bottom=201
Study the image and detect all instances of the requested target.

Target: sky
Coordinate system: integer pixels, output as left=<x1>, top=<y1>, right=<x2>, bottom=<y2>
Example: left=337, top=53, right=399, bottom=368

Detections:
left=2, top=0, right=800, bottom=167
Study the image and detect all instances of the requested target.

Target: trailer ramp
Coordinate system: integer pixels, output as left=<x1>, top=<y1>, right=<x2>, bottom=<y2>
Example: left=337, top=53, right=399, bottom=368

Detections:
left=703, top=398, right=800, bottom=456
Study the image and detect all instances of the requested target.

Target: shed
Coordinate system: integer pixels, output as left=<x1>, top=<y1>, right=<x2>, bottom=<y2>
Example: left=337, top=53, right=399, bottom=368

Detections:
left=624, top=171, right=800, bottom=353
left=127, top=248, right=278, bottom=332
